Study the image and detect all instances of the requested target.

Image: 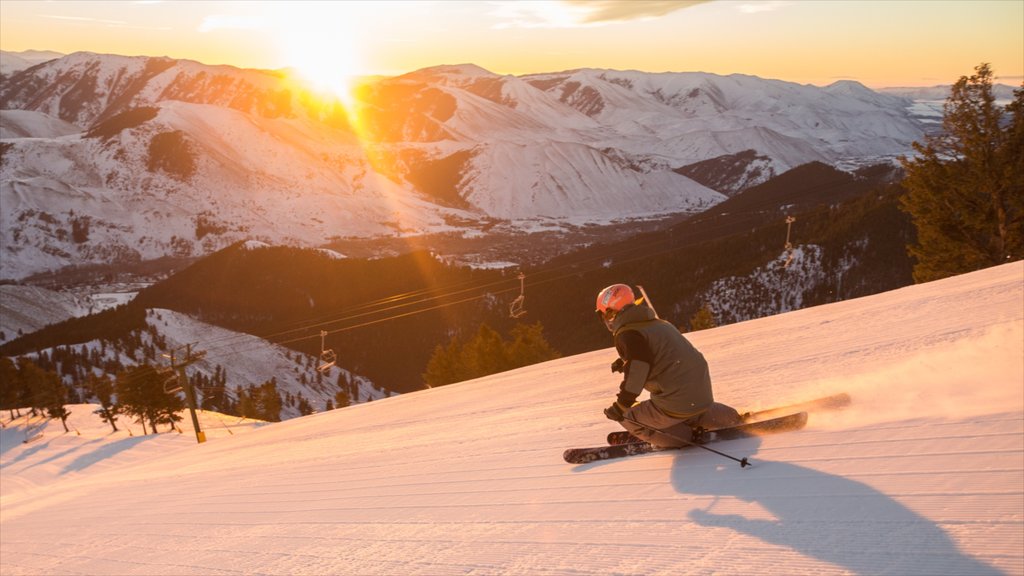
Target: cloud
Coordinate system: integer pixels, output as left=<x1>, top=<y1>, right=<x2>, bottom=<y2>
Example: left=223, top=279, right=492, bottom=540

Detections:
left=736, top=1, right=793, bottom=14
left=39, top=14, right=128, bottom=26
left=564, top=0, right=710, bottom=23
left=491, top=0, right=708, bottom=29
left=38, top=13, right=169, bottom=31
left=197, top=14, right=267, bottom=33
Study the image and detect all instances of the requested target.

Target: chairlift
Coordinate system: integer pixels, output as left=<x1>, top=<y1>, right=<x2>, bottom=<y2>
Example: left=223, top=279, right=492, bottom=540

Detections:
left=783, top=215, right=797, bottom=268
left=509, top=272, right=527, bottom=319
left=157, top=366, right=183, bottom=394
left=318, top=330, right=337, bottom=373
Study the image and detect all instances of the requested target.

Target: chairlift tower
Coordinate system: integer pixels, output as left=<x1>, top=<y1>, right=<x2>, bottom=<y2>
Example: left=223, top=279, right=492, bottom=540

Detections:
left=164, top=343, right=207, bottom=444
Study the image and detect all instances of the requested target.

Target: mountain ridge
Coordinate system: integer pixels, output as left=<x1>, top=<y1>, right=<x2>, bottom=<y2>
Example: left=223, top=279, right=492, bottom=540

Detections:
left=2, top=50, right=938, bottom=280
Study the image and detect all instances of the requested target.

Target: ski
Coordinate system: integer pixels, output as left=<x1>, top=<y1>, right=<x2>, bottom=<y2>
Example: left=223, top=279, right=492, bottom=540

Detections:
left=739, top=392, right=851, bottom=421
left=566, top=411, right=808, bottom=465
left=607, top=392, right=849, bottom=446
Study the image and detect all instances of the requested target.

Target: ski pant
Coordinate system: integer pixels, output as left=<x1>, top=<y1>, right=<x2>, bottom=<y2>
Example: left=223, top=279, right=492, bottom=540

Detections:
left=621, top=401, right=741, bottom=448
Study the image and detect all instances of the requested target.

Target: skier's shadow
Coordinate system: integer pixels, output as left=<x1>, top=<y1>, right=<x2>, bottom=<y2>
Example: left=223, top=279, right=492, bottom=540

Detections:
left=670, top=436, right=1003, bottom=575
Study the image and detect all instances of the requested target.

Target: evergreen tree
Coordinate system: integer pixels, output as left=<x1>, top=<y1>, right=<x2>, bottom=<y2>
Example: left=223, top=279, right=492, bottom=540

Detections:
left=237, top=385, right=255, bottom=420
left=900, top=63, right=1024, bottom=282
left=688, top=305, right=717, bottom=332
left=423, top=322, right=561, bottom=387
left=0, top=357, right=22, bottom=419
left=116, top=364, right=180, bottom=434
left=38, top=370, right=71, bottom=433
left=295, top=393, right=313, bottom=417
left=156, top=386, right=185, bottom=433
left=423, top=338, right=465, bottom=388
left=238, top=379, right=283, bottom=421
left=12, top=359, right=42, bottom=417
left=461, top=324, right=508, bottom=380
left=256, top=378, right=283, bottom=421
left=198, top=366, right=230, bottom=413
left=334, top=389, right=350, bottom=409
left=16, top=359, right=49, bottom=416
left=85, top=373, right=120, bottom=432
left=505, top=322, right=561, bottom=368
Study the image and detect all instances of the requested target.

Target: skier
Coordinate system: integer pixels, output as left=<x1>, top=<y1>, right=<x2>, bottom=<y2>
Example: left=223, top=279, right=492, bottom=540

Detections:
left=596, top=284, right=742, bottom=448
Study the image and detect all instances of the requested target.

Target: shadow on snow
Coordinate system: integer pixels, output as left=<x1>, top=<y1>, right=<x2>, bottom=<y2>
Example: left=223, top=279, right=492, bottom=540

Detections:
left=668, top=436, right=1003, bottom=576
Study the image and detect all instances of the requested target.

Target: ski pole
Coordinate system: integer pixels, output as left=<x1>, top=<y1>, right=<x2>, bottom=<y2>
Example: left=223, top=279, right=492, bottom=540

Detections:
left=623, top=415, right=751, bottom=468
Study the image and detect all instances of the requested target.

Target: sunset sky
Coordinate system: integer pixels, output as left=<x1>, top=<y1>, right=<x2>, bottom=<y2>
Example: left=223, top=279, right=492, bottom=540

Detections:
left=1, top=0, right=1021, bottom=90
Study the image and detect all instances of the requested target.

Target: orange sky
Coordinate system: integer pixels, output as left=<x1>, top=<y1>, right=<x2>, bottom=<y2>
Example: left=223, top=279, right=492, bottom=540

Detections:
left=1, top=0, right=1022, bottom=89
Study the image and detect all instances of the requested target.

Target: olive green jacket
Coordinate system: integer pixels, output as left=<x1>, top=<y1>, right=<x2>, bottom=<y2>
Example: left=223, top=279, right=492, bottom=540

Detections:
left=612, top=304, right=714, bottom=419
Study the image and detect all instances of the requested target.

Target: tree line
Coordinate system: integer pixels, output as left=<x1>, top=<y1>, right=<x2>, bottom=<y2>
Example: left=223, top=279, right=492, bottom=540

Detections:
left=900, top=63, right=1023, bottom=282
left=423, top=322, right=561, bottom=387
left=0, top=355, right=354, bottom=433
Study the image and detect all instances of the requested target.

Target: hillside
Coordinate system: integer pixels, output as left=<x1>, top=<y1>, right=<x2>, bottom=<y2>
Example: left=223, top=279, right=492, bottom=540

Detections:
left=2, top=262, right=1021, bottom=575
left=0, top=162, right=915, bottom=399
left=1, top=51, right=936, bottom=280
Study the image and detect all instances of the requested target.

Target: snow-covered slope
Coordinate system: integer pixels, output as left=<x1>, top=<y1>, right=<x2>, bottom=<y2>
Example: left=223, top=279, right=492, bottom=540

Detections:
left=2, top=262, right=1021, bottom=575
left=0, top=110, right=80, bottom=139
left=0, top=50, right=63, bottom=76
left=0, top=281, right=147, bottom=345
left=0, top=285, right=93, bottom=344
left=1, top=51, right=938, bottom=279
left=145, top=308, right=389, bottom=417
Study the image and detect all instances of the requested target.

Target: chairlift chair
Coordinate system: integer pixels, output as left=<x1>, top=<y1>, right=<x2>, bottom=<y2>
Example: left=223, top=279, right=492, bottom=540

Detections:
left=318, top=330, right=337, bottom=373
left=509, top=272, right=527, bottom=319
left=783, top=215, right=797, bottom=268
left=157, top=366, right=183, bottom=394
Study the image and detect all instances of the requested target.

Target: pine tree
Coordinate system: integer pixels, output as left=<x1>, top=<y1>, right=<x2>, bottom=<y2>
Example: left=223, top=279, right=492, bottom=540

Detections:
left=86, top=373, right=120, bottom=432
left=688, top=305, right=717, bottom=332
left=461, top=324, right=508, bottom=378
left=237, top=385, right=255, bottom=420
left=257, top=378, right=283, bottom=421
left=237, top=380, right=284, bottom=421
left=334, top=387, right=351, bottom=409
left=900, top=63, right=1024, bottom=282
left=116, top=364, right=177, bottom=434
left=505, top=322, right=561, bottom=368
left=423, top=338, right=464, bottom=387
left=423, top=322, right=561, bottom=387
left=16, top=359, right=49, bottom=416
left=0, top=357, right=21, bottom=419
left=38, top=369, right=71, bottom=432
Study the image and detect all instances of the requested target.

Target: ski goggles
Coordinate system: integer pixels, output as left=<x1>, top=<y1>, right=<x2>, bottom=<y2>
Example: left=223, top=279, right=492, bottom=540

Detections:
left=596, top=308, right=618, bottom=331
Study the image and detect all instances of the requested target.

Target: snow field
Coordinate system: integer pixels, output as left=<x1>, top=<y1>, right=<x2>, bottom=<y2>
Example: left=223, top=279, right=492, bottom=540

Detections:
left=1, top=262, right=1022, bottom=575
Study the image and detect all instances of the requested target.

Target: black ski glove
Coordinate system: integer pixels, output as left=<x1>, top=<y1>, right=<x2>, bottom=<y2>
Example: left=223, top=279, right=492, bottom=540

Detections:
left=611, top=358, right=625, bottom=373
left=604, top=402, right=626, bottom=422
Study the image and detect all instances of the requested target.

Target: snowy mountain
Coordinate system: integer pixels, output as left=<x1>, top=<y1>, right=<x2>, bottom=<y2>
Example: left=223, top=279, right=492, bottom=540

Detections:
left=1, top=51, right=934, bottom=280
left=0, top=284, right=94, bottom=344
left=0, top=49, right=63, bottom=76
left=878, top=83, right=1018, bottom=102
left=2, top=262, right=1021, bottom=575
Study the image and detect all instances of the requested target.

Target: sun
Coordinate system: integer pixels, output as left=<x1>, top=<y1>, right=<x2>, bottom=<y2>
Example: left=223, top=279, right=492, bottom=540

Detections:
left=284, top=29, right=361, bottom=104
left=269, top=3, right=366, bottom=111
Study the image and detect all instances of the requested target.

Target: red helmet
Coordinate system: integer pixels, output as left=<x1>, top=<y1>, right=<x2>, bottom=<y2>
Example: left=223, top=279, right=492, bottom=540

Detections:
left=596, top=284, right=635, bottom=315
